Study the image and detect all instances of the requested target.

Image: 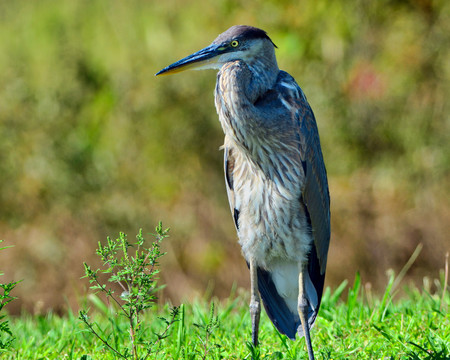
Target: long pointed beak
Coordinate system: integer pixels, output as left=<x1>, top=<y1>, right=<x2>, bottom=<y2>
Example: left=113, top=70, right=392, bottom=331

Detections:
left=156, top=44, right=224, bottom=76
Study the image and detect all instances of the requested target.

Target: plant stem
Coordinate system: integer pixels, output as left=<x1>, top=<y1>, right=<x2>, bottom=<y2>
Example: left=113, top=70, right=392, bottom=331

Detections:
left=81, top=315, right=127, bottom=359
left=129, top=310, right=137, bottom=360
left=92, top=276, right=130, bottom=317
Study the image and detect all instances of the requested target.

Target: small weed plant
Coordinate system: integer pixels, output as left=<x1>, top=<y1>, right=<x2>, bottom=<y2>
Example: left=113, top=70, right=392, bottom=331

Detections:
left=0, top=240, right=19, bottom=353
left=193, top=302, right=220, bottom=359
left=80, top=224, right=179, bottom=359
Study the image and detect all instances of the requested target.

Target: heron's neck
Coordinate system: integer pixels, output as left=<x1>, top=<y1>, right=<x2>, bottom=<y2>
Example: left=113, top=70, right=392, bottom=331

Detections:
left=215, top=55, right=279, bottom=152
left=245, top=55, right=279, bottom=101
left=215, top=58, right=278, bottom=113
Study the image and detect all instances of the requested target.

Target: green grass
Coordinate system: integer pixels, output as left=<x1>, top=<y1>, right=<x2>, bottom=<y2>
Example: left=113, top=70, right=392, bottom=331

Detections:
left=3, top=275, right=449, bottom=360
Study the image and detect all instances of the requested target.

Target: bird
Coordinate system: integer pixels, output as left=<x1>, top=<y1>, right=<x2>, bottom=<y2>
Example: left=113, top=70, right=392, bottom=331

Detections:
left=156, top=25, right=330, bottom=360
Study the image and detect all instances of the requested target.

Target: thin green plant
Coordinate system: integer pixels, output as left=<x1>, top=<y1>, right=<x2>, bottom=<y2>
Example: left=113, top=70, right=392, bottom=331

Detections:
left=193, top=302, right=220, bottom=360
left=79, top=224, right=179, bottom=360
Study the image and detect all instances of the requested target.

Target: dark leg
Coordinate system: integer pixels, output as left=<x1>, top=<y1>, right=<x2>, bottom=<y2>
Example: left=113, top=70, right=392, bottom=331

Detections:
left=298, top=268, right=315, bottom=360
left=249, top=259, right=261, bottom=346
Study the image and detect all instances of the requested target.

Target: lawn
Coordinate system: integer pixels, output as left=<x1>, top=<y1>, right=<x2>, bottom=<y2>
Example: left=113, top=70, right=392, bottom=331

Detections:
left=2, top=274, right=449, bottom=359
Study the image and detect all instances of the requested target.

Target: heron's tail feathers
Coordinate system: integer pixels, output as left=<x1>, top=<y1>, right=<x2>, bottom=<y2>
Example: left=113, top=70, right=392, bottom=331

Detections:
left=257, top=267, right=300, bottom=340
left=256, top=243, right=326, bottom=340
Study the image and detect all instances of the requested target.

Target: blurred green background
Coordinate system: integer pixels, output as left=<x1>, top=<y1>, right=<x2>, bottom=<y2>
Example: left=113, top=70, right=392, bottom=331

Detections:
left=0, top=0, right=448, bottom=314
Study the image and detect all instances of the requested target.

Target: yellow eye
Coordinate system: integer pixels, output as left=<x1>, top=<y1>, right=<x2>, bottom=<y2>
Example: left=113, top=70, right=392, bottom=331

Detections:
left=231, top=40, right=239, bottom=47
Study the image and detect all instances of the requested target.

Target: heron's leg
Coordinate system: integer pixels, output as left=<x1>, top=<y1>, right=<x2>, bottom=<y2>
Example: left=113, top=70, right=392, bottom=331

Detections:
left=249, top=258, right=261, bottom=346
left=298, top=268, right=315, bottom=360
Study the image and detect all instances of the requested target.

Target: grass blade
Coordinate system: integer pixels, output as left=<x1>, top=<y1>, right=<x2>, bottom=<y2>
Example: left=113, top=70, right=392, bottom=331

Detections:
left=347, top=272, right=361, bottom=323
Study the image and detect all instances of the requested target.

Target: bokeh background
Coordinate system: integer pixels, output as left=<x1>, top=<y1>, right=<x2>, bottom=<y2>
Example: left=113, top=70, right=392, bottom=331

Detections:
left=0, top=0, right=448, bottom=314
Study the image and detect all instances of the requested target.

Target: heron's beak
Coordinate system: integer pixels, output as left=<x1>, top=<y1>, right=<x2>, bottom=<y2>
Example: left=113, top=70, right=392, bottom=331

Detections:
left=156, top=44, right=224, bottom=76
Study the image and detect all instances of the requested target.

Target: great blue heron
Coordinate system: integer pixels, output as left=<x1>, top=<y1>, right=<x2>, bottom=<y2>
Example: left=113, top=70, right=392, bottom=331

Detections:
left=156, top=25, right=330, bottom=360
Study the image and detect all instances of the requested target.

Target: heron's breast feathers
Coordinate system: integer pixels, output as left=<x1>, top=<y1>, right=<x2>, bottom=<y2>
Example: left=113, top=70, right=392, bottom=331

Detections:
left=224, top=140, right=312, bottom=267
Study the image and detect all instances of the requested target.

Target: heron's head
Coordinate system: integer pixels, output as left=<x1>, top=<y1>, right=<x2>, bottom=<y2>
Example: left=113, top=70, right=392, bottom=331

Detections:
left=156, top=25, right=277, bottom=76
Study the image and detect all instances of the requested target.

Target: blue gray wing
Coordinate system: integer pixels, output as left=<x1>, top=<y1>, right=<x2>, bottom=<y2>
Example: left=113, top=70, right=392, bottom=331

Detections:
left=277, top=71, right=331, bottom=275
left=260, top=71, right=330, bottom=336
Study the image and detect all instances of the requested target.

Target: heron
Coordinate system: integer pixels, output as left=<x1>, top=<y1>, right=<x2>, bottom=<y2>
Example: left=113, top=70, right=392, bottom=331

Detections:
left=156, top=25, right=330, bottom=360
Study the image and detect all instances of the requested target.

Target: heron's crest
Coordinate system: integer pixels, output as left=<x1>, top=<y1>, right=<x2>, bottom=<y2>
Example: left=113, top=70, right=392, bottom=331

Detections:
left=213, top=25, right=277, bottom=48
